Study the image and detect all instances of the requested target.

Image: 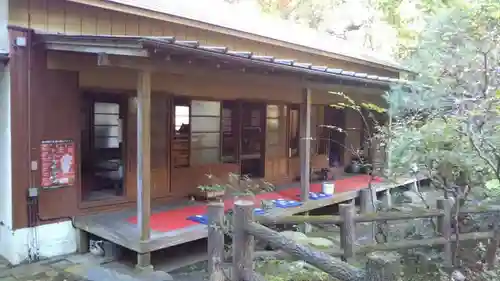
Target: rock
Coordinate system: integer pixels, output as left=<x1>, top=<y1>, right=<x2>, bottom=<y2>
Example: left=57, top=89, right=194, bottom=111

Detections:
left=280, top=231, right=335, bottom=250
left=279, top=231, right=309, bottom=245
left=402, top=191, right=424, bottom=204
left=86, top=267, right=173, bottom=281
left=451, top=270, right=466, bottom=281
left=306, top=237, right=334, bottom=249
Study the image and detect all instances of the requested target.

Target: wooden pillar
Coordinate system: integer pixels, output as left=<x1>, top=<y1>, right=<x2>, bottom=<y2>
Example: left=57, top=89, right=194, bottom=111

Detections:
left=208, top=202, right=225, bottom=281
left=437, top=198, right=453, bottom=269
left=360, top=189, right=375, bottom=243
left=232, top=200, right=255, bottom=281
left=339, top=203, right=355, bottom=261
left=299, top=88, right=311, bottom=201
left=136, top=70, right=152, bottom=269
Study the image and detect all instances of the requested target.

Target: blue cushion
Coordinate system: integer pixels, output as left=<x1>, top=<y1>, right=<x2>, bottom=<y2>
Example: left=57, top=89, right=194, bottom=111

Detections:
left=301, top=192, right=334, bottom=200
left=272, top=199, right=302, bottom=208
left=254, top=208, right=266, bottom=215
left=187, top=214, right=208, bottom=225
left=296, top=192, right=333, bottom=200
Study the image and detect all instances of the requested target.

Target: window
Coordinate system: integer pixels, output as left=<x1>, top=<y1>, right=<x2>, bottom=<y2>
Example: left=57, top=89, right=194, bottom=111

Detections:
left=317, top=106, right=329, bottom=155
left=266, top=105, right=280, bottom=146
left=93, top=102, right=121, bottom=149
left=172, top=98, right=190, bottom=167
left=221, top=101, right=237, bottom=163
left=288, top=105, right=300, bottom=157
left=190, top=100, right=221, bottom=165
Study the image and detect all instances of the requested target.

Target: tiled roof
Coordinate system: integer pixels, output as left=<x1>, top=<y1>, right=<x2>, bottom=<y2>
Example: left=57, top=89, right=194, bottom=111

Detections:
left=76, top=0, right=406, bottom=71
left=37, top=33, right=408, bottom=89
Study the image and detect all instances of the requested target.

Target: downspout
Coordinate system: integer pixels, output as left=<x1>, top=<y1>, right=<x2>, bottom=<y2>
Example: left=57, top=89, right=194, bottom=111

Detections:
left=25, top=29, right=40, bottom=262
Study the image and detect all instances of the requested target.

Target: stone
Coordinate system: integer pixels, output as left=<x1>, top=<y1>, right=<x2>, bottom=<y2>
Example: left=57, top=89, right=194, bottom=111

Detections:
left=64, top=264, right=87, bottom=276
left=10, top=263, right=47, bottom=279
left=86, top=267, right=173, bottom=281
left=141, top=271, right=174, bottom=281
left=306, top=237, right=334, bottom=249
left=48, top=259, right=74, bottom=270
left=0, top=277, right=17, bottom=281
left=65, top=253, right=109, bottom=266
left=279, top=231, right=309, bottom=245
left=402, top=191, right=424, bottom=204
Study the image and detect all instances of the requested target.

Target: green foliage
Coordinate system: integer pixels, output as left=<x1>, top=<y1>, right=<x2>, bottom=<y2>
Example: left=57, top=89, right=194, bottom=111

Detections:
left=255, top=259, right=331, bottom=281
left=387, top=0, right=500, bottom=195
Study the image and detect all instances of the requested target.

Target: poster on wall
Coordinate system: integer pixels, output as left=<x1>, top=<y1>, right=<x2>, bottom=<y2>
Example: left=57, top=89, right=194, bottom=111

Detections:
left=40, top=139, right=76, bottom=189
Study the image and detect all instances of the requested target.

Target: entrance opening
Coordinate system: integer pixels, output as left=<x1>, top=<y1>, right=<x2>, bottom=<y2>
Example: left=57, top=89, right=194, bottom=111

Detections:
left=240, top=102, right=266, bottom=178
left=81, top=94, right=127, bottom=201
left=325, top=107, right=345, bottom=167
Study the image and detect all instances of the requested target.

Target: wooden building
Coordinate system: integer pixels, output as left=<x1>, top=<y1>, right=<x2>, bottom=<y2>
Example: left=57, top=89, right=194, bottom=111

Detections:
left=0, top=0, right=407, bottom=266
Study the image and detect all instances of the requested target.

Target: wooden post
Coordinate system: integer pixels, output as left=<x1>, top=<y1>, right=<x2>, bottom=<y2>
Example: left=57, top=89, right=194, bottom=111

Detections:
left=360, top=188, right=375, bottom=243
left=232, top=200, right=255, bottom=281
left=299, top=88, right=312, bottom=233
left=364, top=252, right=401, bottom=281
left=381, top=189, right=392, bottom=210
left=437, top=198, right=453, bottom=269
left=485, top=221, right=500, bottom=270
left=299, top=87, right=311, bottom=201
left=208, top=202, right=225, bottom=281
left=339, top=203, right=355, bottom=261
left=136, top=70, right=152, bottom=269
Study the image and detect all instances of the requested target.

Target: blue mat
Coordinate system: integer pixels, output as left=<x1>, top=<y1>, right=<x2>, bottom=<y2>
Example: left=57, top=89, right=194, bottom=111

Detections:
left=272, top=199, right=302, bottom=208
left=296, top=192, right=333, bottom=200
left=187, top=214, right=208, bottom=225
left=254, top=208, right=266, bottom=215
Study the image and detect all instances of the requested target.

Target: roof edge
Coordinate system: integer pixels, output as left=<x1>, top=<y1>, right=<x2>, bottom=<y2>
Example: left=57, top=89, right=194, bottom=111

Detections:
left=67, top=0, right=409, bottom=73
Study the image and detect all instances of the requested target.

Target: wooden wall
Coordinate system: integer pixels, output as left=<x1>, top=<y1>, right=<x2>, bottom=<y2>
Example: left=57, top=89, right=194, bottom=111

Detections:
left=9, top=0, right=398, bottom=78
left=7, top=0, right=387, bottom=228
left=9, top=41, right=372, bottom=229
left=9, top=27, right=82, bottom=229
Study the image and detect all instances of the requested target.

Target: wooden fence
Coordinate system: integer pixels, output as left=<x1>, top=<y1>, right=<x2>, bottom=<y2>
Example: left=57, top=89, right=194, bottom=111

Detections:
left=206, top=190, right=500, bottom=281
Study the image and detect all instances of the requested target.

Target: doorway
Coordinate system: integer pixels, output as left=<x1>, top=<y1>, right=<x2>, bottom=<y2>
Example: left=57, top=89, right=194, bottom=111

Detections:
left=324, top=106, right=345, bottom=166
left=239, top=101, right=266, bottom=178
left=80, top=93, right=127, bottom=201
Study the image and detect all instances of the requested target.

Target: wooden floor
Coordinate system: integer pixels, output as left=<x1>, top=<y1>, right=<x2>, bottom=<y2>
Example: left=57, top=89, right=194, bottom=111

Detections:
left=73, top=175, right=420, bottom=254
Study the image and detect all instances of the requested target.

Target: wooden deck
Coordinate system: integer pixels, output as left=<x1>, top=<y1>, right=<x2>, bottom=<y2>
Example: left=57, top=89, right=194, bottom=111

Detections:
left=73, top=175, right=420, bottom=254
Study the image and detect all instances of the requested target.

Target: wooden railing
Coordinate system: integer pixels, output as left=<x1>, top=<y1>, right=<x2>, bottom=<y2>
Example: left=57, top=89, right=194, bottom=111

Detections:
left=206, top=194, right=500, bottom=281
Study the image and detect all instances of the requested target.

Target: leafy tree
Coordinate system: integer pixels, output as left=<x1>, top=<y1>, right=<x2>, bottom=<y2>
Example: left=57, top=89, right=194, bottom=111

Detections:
left=387, top=0, right=500, bottom=276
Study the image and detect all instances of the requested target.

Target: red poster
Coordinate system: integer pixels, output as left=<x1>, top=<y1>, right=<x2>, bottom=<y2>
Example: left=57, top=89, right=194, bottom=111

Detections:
left=40, top=139, right=76, bottom=188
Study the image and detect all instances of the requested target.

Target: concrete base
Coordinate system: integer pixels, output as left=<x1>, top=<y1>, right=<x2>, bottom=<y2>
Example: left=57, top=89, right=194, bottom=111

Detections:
left=0, top=220, right=77, bottom=265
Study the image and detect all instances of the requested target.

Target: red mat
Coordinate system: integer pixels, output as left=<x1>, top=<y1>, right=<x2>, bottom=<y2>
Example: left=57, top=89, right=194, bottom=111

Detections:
left=126, top=175, right=382, bottom=232
left=128, top=205, right=208, bottom=231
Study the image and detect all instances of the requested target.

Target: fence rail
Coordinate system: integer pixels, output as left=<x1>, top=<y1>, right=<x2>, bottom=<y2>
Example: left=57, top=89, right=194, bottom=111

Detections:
left=207, top=189, right=500, bottom=281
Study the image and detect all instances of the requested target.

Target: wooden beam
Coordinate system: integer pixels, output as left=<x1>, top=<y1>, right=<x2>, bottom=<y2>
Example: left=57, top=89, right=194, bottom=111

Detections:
left=136, top=69, right=152, bottom=269
left=96, top=53, right=388, bottom=93
left=299, top=88, right=312, bottom=202
left=46, top=51, right=387, bottom=97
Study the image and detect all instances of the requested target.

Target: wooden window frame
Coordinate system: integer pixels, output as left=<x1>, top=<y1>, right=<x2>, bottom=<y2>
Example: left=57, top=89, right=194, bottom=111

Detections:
left=288, top=104, right=300, bottom=158
left=266, top=104, right=281, bottom=147
left=172, top=97, right=191, bottom=168
left=190, top=100, right=222, bottom=165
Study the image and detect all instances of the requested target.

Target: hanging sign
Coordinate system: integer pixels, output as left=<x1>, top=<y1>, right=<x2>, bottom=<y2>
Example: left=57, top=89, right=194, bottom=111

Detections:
left=40, top=139, right=76, bottom=189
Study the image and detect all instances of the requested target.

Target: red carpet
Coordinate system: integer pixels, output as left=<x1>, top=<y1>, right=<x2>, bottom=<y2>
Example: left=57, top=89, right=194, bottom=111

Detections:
left=127, top=174, right=382, bottom=232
